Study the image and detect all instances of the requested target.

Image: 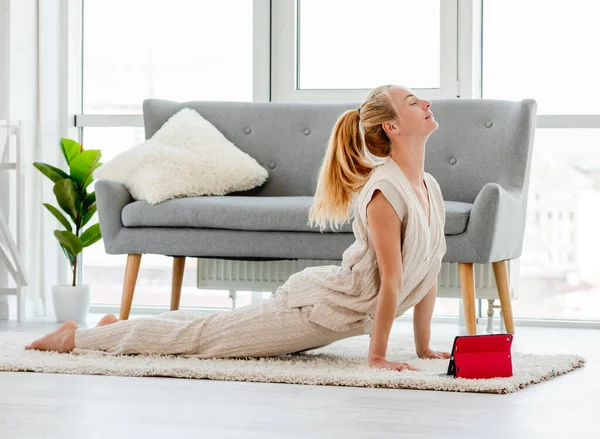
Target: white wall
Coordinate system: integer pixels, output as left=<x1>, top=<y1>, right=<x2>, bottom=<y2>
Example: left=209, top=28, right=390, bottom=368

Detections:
left=37, top=0, right=70, bottom=317
left=0, top=0, right=10, bottom=318
left=0, top=0, right=64, bottom=320
left=10, top=0, right=42, bottom=319
left=8, top=0, right=37, bottom=125
left=0, top=0, right=8, bottom=120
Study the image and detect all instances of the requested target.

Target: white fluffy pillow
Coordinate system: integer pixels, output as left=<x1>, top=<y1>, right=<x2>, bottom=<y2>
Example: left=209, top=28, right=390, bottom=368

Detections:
left=95, top=108, right=269, bottom=204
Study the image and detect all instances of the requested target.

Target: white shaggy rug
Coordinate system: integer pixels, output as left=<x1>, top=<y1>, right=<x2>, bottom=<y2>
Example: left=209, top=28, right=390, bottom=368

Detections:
left=0, top=332, right=585, bottom=394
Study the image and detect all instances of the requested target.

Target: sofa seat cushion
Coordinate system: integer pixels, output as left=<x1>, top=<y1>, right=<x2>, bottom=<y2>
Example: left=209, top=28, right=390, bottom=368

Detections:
left=121, top=196, right=354, bottom=233
left=444, top=201, right=472, bottom=235
left=121, top=196, right=471, bottom=236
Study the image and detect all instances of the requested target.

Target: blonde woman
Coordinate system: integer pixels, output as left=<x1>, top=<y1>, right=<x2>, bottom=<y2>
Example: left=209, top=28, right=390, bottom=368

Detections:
left=26, top=85, right=451, bottom=372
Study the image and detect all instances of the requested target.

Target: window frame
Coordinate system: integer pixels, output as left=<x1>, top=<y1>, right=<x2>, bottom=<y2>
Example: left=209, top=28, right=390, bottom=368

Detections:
left=75, top=0, right=270, bottom=129
left=479, top=0, right=600, bottom=129
left=271, top=0, right=460, bottom=102
left=62, top=0, right=600, bottom=326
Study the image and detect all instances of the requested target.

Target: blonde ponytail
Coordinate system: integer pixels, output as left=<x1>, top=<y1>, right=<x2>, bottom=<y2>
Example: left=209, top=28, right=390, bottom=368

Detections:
left=308, top=85, right=399, bottom=232
left=309, top=110, right=376, bottom=231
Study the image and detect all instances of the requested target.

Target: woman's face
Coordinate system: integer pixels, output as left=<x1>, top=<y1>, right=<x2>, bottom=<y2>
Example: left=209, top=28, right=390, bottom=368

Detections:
left=384, top=87, right=438, bottom=137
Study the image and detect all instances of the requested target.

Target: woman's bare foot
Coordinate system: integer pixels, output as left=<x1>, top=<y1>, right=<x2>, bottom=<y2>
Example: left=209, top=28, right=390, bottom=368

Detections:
left=24, top=321, right=78, bottom=353
left=96, top=314, right=119, bottom=327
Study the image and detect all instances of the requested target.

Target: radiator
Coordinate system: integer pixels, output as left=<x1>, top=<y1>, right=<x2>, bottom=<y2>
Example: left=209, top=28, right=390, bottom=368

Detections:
left=197, top=258, right=519, bottom=300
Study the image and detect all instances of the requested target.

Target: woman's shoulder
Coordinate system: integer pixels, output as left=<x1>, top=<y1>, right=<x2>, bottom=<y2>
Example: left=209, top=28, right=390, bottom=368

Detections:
left=361, top=168, right=399, bottom=201
left=364, top=161, right=396, bottom=187
left=360, top=168, right=408, bottom=221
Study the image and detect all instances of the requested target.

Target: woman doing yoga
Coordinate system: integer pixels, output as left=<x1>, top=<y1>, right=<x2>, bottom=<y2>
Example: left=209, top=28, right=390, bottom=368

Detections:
left=25, top=85, right=451, bottom=371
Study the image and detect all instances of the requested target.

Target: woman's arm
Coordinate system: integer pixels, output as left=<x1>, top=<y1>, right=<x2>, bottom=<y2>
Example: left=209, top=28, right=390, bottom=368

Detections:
left=366, top=190, right=418, bottom=372
left=413, top=281, right=451, bottom=360
left=368, top=276, right=400, bottom=362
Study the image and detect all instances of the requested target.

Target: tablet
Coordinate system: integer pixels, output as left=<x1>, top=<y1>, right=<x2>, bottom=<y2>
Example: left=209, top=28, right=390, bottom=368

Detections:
left=446, top=333, right=513, bottom=379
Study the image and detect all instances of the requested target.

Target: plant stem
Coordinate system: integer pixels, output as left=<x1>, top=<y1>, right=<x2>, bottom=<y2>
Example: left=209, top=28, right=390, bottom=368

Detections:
left=72, top=257, right=77, bottom=287
left=73, top=213, right=81, bottom=287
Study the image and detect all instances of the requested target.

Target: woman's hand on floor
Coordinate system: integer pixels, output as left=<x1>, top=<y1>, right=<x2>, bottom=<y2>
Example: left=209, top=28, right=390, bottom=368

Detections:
left=418, top=348, right=451, bottom=360
left=369, top=357, right=420, bottom=372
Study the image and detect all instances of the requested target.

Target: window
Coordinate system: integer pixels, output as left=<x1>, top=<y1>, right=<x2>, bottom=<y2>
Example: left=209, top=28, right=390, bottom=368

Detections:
left=272, top=0, right=458, bottom=101
left=298, top=0, right=440, bottom=90
left=483, top=1, right=600, bottom=322
left=83, top=0, right=254, bottom=114
left=73, top=1, right=600, bottom=324
left=514, top=130, right=600, bottom=320
left=81, top=0, right=257, bottom=309
left=483, top=0, right=600, bottom=115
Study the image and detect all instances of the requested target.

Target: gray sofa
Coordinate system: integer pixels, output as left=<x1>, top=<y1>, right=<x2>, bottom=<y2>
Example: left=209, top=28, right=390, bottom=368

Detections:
left=96, top=98, right=537, bottom=334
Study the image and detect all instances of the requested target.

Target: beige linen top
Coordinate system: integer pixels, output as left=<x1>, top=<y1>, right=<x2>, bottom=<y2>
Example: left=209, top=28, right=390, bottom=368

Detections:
left=281, top=157, right=447, bottom=334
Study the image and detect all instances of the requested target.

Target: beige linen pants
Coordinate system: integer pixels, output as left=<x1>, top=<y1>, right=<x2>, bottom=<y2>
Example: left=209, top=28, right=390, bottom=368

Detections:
left=73, top=291, right=364, bottom=358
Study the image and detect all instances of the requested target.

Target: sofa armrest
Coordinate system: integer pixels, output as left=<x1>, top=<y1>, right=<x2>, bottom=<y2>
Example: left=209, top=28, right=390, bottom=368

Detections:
left=96, top=180, right=134, bottom=253
left=467, top=182, right=527, bottom=262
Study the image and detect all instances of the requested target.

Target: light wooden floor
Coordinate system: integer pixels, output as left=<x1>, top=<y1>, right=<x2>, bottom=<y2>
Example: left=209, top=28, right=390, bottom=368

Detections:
left=0, top=315, right=596, bottom=439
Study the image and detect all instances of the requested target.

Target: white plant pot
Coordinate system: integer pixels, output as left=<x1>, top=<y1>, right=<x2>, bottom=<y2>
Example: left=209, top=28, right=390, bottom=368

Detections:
left=51, top=284, right=91, bottom=323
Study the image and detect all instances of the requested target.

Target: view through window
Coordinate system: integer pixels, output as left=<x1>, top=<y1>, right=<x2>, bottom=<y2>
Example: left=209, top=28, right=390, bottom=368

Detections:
left=483, top=0, right=600, bottom=320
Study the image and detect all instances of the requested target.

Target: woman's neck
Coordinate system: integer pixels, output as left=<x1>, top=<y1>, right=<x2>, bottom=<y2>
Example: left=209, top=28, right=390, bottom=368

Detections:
left=389, top=139, right=427, bottom=189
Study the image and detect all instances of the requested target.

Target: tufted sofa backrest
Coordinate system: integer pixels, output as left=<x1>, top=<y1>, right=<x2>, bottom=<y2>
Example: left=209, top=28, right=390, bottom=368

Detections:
left=143, top=98, right=537, bottom=201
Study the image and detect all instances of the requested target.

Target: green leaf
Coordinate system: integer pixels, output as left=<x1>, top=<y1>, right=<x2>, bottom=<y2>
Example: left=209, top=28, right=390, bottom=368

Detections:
left=60, top=138, right=82, bottom=166
left=54, top=230, right=83, bottom=264
left=33, top=162, right=70, bottom=183
left=53, top=179, right=81, bottom=223
left=83, top=191, right=96, bottom=212
left=81, top=203, right=96, bottom=228
left=43, top=203, right=72, bottom=232
left=59, top=244, right=76, bottom=267
left=81, top=223, right=102, bottom=247
left=70, top=149, right=102, bottom=190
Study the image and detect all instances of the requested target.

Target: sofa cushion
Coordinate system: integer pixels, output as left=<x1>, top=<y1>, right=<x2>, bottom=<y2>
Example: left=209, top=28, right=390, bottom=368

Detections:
left=95, top=108, right=269, bottom=204
left=121, top=196, right=354, bottom=233
left=121, top=196, right=471, bottom=236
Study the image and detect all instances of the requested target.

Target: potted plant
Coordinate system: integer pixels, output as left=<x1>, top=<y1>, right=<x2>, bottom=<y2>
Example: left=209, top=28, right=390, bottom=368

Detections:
left=34, top=138, right=102, bottom=322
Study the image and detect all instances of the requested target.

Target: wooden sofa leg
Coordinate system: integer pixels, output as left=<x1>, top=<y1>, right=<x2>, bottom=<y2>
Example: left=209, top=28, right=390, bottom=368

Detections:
left=492, top=260, right=515, bottom=334
left=120, top=254, right=142, bottom=320
left=458, top=263, right=477, bottom=335
left=171, top=257, right=186, bottom=311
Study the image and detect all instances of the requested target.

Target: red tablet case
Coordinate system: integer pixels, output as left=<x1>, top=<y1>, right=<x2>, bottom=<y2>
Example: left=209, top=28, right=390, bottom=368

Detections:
left=447, top=334, right=513, bottom=379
